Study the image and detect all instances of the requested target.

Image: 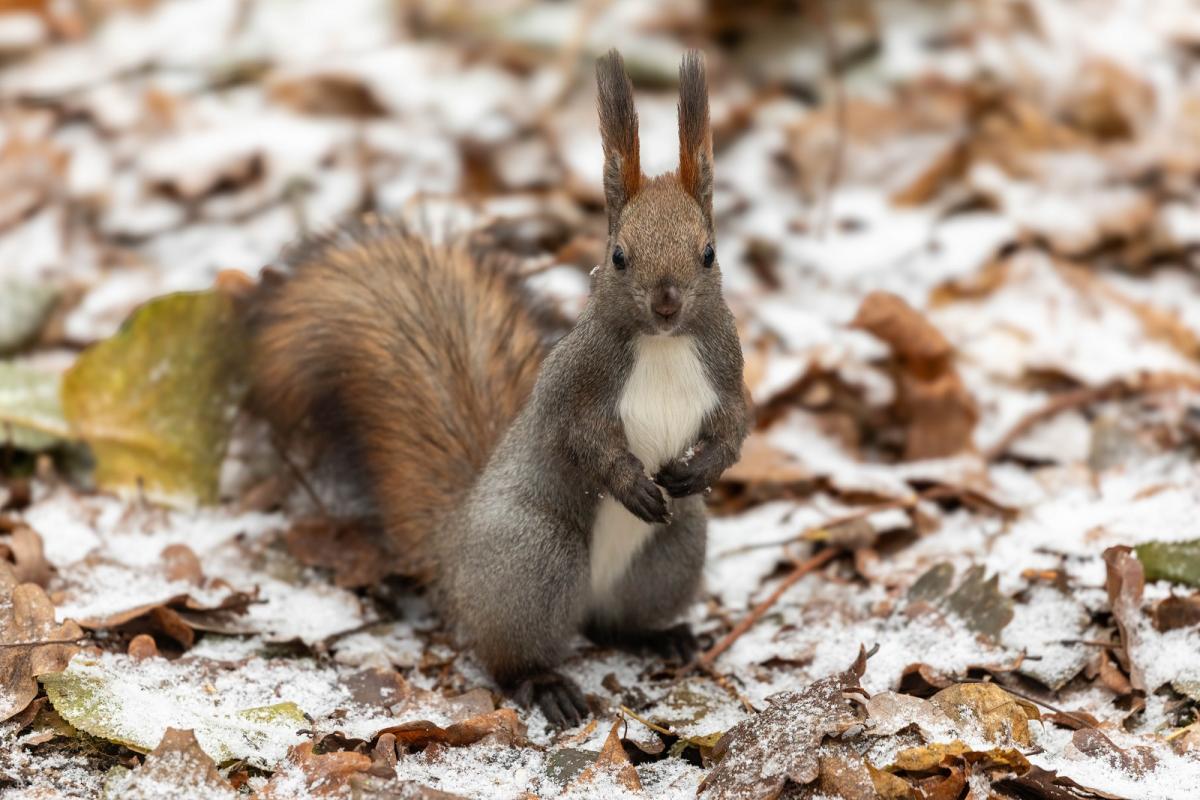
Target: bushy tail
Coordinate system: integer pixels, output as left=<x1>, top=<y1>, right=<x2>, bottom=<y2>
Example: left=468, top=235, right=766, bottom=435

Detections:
left=246, top=218, right=551, bottom=579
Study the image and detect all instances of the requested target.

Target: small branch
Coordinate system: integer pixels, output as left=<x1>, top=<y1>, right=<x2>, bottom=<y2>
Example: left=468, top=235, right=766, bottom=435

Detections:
left=984, top=371, right=1200, bottom=462
left=718, top=486, right=956, bottom=558
left=269, top=434, right=330, bottom=518
left=814, top=0, right=847, bottom=238
left=691, top=547, right=841, bottom=671
left=619, top=705, right=675, bottom=738
left=0, top=637, right=87, bottom=649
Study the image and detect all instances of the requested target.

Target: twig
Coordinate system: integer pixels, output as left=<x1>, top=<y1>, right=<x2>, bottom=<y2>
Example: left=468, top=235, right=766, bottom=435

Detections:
left=0, top=637, right=88, bottom=649
left=269, top=434, right=329, bottom=518
left=718, top=485, right=956, bottom=558
left=814, top=0, right=846, bottom=238
left=692, top=547, right=841, bottom=670
left=619, top=705, right=675, bottom=738
left=984, top=371, right=1200, bottom=462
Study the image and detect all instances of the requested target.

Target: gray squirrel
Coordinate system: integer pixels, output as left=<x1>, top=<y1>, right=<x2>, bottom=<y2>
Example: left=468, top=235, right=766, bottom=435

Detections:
left=247, top=49, right=749, bottom=727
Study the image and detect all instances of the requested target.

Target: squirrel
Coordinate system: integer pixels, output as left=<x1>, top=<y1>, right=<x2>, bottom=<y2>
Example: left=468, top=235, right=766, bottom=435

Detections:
left=246, top=50, right=749, bottom=727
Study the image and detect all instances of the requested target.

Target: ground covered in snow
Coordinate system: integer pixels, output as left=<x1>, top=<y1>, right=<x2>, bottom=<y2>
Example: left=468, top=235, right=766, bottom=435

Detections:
left=2, top=0, right=1200, bottom=798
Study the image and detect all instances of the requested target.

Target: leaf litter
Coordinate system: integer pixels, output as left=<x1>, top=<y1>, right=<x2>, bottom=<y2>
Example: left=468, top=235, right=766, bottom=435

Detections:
left=2, top=0, right=1200, bottom=798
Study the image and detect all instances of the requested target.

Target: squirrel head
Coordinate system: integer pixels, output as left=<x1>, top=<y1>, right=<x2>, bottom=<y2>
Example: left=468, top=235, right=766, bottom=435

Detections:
left=593, top=49, right=721, bottom=337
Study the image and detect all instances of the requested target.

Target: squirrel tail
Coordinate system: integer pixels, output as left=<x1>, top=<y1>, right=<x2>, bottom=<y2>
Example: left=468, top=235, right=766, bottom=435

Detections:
left=246, top=218, right=551, bottom=578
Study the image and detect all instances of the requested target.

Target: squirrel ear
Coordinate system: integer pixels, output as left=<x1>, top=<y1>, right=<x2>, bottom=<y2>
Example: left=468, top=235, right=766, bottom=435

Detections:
left=596, top=50, right=641, bottom=232
left=677, top=51, right=713, bottom=223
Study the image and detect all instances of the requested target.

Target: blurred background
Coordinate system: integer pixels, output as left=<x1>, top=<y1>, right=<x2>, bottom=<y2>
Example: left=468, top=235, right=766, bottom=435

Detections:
left=2, top=0, right=1199, bottom=469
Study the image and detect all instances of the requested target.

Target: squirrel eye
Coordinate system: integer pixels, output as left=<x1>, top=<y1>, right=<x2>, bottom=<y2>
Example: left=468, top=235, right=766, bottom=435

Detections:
left=702, top=243, right=715, bottom=268
left=612, top=246, right=627, bottom=270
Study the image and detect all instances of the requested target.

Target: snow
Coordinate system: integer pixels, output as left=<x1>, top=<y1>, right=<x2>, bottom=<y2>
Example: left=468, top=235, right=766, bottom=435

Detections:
left=3, top=0, right=1200, bottom=796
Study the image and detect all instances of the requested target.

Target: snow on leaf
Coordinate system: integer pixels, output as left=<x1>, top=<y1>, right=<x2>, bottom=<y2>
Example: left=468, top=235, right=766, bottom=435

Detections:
left=104, top=727, right=237, bottom=800
left=41, top=653, right=310, bottom=767
left=927, top=683, right=1039, bottom=748
left=699, top=650, right=867, bottom=799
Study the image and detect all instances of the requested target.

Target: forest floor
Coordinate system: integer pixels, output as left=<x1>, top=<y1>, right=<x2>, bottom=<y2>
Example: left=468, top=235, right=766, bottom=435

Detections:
left=2, top=1, right=1200, bottom=798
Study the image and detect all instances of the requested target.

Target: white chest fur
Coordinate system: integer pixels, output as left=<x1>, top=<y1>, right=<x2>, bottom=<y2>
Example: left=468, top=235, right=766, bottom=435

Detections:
left=589, top=335, right=718, bottom=606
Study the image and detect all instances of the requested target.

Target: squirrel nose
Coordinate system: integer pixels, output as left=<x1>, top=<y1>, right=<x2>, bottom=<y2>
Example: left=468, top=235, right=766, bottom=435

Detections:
left=651, top=284, right=682, bottom=319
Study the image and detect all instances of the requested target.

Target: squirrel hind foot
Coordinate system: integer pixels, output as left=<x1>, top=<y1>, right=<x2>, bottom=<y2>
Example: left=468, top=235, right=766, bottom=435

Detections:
left=586, top=622, right=699, bottom=664
left=508, top=671, right=590, bottom=730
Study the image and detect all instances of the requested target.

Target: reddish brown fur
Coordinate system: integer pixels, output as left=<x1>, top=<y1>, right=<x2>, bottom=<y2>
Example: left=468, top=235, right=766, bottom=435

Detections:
left=596, top=50, right=642, bottom=229
left=246, top=218, right=547, bottom=579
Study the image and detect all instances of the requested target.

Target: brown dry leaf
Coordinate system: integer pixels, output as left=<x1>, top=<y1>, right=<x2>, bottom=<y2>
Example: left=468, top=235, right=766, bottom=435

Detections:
left=127, top=633, right=159, bottom=660
left=851, top=292, right=977, bottom=459
left=996, top=764, right=1127, bottom=800
left=852, top=291, right=952, bottom=377
left=260, top=742, right=372, bottom=798
left=1152, top=594, right=1200, bottom=632
left=284, top=518, right=395, bottom=588
left=699, top=649, right=868, bottom=799
left=574, top=720, right=641, bottom=793
left=343, top=667, right=412, bottom=709
left=161, top=543, right=203, bottom=585
left=0, top=576, right=83, bottom=722
left=0, top=135, right=67, bottom=229
left=813, top=742, right=876, bottom=800
left=868, top=764, right=916, bottom=799
left=720, top=431, right=813, bottom=486
left=268, top=72, right=387, bottom=118
left=116, top=728, right=236, bottom=800
left=1103, top=545, right=1146, bottom=691
left=1061, top=58, right=1156, bottom=141
left=890, top=740, right=971, bottom=772
left=374, top=708, right=527, bottom=751
left=929, top=683, right=1039, bottom=747
left=2, top=525, right=52, bottom=587
left=1071, top=728, right=1157, bottom=775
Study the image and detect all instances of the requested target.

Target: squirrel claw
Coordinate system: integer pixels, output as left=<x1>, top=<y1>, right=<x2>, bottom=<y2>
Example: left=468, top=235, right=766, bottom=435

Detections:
left=511, top=672, right=589, bottom=729
left=622, top=475, right=669, bottom=523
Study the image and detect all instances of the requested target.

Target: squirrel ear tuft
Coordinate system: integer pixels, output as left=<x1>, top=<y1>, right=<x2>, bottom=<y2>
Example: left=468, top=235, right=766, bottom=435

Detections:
left=677, top=50, right=713, bottom=223
left=596, top=49, right=641, bottom=232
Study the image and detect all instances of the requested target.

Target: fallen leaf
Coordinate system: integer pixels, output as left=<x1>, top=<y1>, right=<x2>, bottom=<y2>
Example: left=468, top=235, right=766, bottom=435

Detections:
left=0, top=279, right=58, bottom=355
left=699, top=650, right=868, bottom=799
left=1103, top=546, right=1146, bottom=691
left=574, top=720, right=641, bottom=792
left=928, top=683, right=1039, bottom=747
left=851, top=292, right=977, bottom=459
left=1071, top=728, right=1157, bottom=775
left=1135, top=539, right=1200, bottom=588
left=41, top=653, right=308, bottom=766
left=2, top=525, right=52, bottom=586
left=260, top=742, right=372, bottom=798
left=865, top=692, right=956, bottom=739
left=284, top=518, right=394, bottom=588
left=373, top=709, right=527, bottom=751
left=160, top=543, right=204, bottom=586
left=127, top=634, right=159, bottom=660
left=1152, top=594, right=1200, bottom=632
left=0, top=574, right=82, bottom=722
left=0, top=362, right=70, bottom=451
left=61, top=290, right=248, bottom=506
left=107, top=728, right=237, bottom=800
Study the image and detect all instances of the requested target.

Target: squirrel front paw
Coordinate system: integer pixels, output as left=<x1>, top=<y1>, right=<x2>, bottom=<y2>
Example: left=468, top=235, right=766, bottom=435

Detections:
left=619, top=474, right=670, bottom=523
left=654, top=455, right=714, bottom=498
